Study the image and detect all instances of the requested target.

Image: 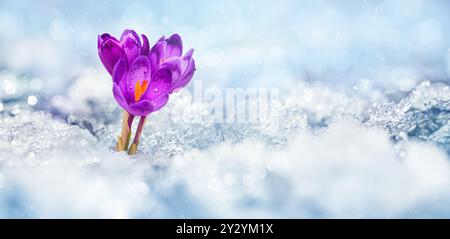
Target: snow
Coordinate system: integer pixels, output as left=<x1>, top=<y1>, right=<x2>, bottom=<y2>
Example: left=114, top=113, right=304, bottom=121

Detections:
left=2, top=81, right=450, bottom=218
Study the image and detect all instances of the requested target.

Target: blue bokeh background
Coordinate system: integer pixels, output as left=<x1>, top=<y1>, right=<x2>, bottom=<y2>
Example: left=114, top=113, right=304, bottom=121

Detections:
left=1, top=0, right=450, bottom=96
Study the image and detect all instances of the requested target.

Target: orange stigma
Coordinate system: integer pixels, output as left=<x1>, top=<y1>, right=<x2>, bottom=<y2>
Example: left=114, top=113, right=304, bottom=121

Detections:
left=134, top=80, right=149, bottom=101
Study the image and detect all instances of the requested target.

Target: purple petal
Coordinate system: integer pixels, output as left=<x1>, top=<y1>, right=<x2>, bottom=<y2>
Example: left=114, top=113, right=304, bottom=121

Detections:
left=183, top=48, right=194, bottom=61
left=157, top=57, right=184, bottom=92
left=120, top=30, right=142, bottom=66
left=177, top=48, right=194, bottom=74
left=150, top=94, right=169, bottom=112
left=164, top=34, right=183, bottom=59
left=172, top=58, right=195, bottom=93
left=142, top=67, right=172, bottom=101
left=126, top=100, right=155, bottom=116
left=120, top=29, right=141, bottom=46
left=98, top=35, right=103, bottom=48
left=113, top=83, right=128, bottom=110
left=98, top=37, right=125, bottom=75
left=157, top=35, right=166, bottom=42
left=98, top=34, right=109, bottom=49
left=126, top=56, right=151, bottom=102
left=98, top=33, right=116, bottom=48
left=112, top=58, right=131, bottom=103
left=172, top=49, right=195, bottom=91
left=129, top=94, right=170, bottom=115
left=149, top=41, right=166, bottom=74
left=112, top=58, right=127, bottom=85
left=141, top=34, right=150, bottom=56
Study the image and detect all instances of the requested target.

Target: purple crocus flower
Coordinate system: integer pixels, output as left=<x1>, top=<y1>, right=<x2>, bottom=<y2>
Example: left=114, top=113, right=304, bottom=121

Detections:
left=99, top=30, right=195, bottom=116
left=148, top=34, right=196, bottom=94
left=98, top=30, right=150, bottom=76
left=98, top=29, right=195, bottom=154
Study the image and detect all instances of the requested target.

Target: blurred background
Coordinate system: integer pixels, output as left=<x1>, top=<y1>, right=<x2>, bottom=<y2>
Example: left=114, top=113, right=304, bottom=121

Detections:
left=1, top=0, right=450, bottom=103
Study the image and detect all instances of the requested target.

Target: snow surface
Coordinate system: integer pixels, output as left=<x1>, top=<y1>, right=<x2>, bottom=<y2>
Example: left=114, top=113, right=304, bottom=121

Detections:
left=2, top=82, right=450, bottom=218
left=1, top=0, right=450, bottom=218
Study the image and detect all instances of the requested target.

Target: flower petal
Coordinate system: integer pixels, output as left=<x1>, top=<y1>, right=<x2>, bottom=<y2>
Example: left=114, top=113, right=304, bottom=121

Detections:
left=113, top=83, right=128, bottom=110
left=126, top=100, right=154, bottom=116
left=172, top=59, right=195, bottom=93
left=149, top=41, right=166, bottom=74
left=140, top=34, right=150, bottom=56
left=121, top=29, right=142, bottom=66
left=112, top=58, right=127, bottom=85
left=177, top=48, right=194, bottom=74
left=112, top=58, right=132, bottom=103
left=150, top=93, right=170, bottom=112
left=127, top=94, right=169, bottom=116
left=164, top=33, right=183, bottom=59
left=142, top=66, right=173, bottom=101
left=98, top=36, right=125, bottom=75
left=127, top=56, right=151, bottom=102
left=98, top=33, right=110, bottom=49
left=171, top=49, right=195, bottom=92
left=157, top=57, right=185, bottom=93
left=120, top=29, right=141, bottom=46
left=157, top=35, right=166, bottom=42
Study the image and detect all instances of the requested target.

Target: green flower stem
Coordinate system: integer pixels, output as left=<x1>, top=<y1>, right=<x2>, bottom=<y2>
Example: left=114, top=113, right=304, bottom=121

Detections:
left=116, top=111, right=134, bottom=151
left=128, top=116, right=146, bottom=155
